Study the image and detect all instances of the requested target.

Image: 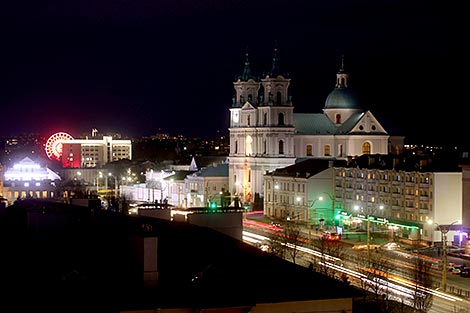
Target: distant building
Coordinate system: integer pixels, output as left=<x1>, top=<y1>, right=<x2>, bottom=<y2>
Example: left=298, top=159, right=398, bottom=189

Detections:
left=184, top=162, right=229, bottom=208
left=1, top=156, right=61, bottom=203
left=45, top=131, right=132, bottom=168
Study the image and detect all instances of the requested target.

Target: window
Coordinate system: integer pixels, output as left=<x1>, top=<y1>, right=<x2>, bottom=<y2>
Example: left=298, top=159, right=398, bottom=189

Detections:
left=279, top=140, right=284, bottom=154
left=306, top=145, right=313, bottom=156
left=245, top=135, right=253, bottom=156
left=276, top=91, right=282, bottom=105
left=324, top=145, right=330, bottom=156
left=335, top=114, right=341, bottom=124
left=278, top=113, right=285, bottom=126
left=362, top=142, right=371, bottom=154
left=247, top=115, right=251, bottom=126
left=263, top=113, right=267, bottom=125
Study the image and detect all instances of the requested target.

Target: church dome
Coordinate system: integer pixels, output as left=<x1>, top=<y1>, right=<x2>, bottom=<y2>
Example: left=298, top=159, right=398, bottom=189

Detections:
left=324, top=87, right=362, bottom=109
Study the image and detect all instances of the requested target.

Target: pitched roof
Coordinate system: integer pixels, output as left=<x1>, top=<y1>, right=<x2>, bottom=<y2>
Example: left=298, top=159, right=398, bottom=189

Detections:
left=191, top=162, right=229, bottom=178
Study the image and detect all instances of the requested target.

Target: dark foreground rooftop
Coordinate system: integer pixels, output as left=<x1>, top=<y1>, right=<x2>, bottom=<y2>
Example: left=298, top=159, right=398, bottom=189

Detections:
left=0, top=199, right=361, bottom=312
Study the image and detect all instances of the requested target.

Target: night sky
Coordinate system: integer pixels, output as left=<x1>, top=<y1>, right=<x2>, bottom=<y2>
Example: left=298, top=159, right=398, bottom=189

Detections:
left=0, top=0, right=465, bottom=144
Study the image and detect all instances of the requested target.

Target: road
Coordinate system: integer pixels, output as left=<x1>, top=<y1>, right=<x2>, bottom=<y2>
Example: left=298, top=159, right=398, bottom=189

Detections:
left=243, top=216, right=470, bottom=313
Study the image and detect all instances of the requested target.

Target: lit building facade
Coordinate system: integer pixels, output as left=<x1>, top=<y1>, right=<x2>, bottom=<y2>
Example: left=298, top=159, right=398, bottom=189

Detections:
left=1, top=157, right=61, bottom=203
left=264, top=155, right=463, bottom=246
left=228, top=52, right=399, bottom=208
left=61, top=136, right=132, bottom=168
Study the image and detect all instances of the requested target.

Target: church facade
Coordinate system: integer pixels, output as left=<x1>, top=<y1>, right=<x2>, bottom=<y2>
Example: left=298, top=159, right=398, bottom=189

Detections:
left=228, top=51, right=402, bottom=208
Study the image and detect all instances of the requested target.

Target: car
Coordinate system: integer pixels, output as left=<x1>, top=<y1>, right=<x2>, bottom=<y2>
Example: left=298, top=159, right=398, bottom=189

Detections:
left=459, top=268, right=470, bottom=278
left=382, top=242, right=401, bottom=250
left=322, top=231, right=342, bottom=241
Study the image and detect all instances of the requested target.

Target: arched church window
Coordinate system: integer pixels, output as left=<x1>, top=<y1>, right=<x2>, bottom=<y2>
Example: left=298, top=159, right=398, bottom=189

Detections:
left=324, top=145, right=331, bottom=156
left=276, top=91, right=282, bottom=105
left=246, top=135, right=253, bottom=156
left=335, top=114, right=341, bottom=124
left=306, top=145, right=313, bottom=156
left=263, top=113, right=267, bottom=126
left=278, top=113, right=285, bottom=126
left=278, top=140, right=284, bottom=155
left=362, top=142, right=371, bottom=155
left=247, top=115, right=250, bottom=126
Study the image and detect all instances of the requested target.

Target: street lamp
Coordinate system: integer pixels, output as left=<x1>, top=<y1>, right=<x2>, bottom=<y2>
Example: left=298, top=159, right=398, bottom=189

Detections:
left=354, top=204, right=384, bottom=264
left=428, top=220, right=459, bottom=292
left=308, top=196, right=323, bottom=230
left=96, top=171, right=104, bottom=193
left=108, top=173, right=118, bottom=198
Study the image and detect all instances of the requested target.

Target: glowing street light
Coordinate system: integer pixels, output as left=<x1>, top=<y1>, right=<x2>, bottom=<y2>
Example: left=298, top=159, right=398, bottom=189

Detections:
left=308, top=196, right=324, bottom=229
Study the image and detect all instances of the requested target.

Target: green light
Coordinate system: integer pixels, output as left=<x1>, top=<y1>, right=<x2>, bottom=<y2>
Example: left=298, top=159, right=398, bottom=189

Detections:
left=209, top=202, right=217, bottom=209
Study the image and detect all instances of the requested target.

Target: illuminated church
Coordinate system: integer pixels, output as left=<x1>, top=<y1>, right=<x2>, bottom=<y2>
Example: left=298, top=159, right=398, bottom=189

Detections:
left=228, top=51, right=404, bottom=207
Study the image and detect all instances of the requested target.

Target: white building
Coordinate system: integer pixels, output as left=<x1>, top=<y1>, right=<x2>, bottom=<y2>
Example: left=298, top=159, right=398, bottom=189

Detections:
left=264, top=154, right=464, bottom=246
left=1, top=157, right=62, bottom=203
left=228, top=52, right=401, bottom=208
left=184, top=162, right=229, bottom=208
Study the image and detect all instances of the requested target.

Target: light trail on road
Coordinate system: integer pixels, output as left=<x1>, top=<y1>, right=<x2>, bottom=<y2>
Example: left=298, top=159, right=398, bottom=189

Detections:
left=242, top=230, right=466, bottom=307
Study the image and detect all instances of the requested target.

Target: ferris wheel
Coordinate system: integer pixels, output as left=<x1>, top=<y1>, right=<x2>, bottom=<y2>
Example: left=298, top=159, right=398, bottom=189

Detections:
left=45, top=132, right=74, bottom=161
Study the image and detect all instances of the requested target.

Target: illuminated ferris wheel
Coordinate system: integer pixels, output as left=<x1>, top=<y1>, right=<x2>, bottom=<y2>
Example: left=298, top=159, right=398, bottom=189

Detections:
left=45, top=132, right=74, bottom=161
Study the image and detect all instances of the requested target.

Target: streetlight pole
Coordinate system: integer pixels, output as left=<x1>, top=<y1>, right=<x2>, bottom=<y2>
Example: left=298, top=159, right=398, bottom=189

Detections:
left=308, top=196, right=323, bottom=230
left=429, top=220, right=459, bottom=292
left=355, top=204, right=384, bottom=264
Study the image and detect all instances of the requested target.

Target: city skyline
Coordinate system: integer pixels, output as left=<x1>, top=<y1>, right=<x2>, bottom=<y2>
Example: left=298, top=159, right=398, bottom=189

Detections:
left=0, top=1, right=464, bottom=144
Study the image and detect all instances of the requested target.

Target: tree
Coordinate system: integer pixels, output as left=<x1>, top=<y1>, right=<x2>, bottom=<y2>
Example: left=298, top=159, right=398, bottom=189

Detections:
left=354, top=251, right=392, bottom=312
left=266, top=217, right=304, bottom=264
left=311, top=235, right=345, bottom=278
left=281, top=219, right=303, bottom=264
left=410, top=257, right=433, bottom=313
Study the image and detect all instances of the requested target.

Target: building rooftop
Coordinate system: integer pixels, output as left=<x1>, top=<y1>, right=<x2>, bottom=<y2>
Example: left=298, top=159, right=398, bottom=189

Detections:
left=0, top=198, right=360, bottom=312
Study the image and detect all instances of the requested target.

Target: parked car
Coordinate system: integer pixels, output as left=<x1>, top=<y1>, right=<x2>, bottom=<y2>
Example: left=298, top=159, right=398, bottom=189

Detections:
left=382, top=242, right=401, bottom=250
